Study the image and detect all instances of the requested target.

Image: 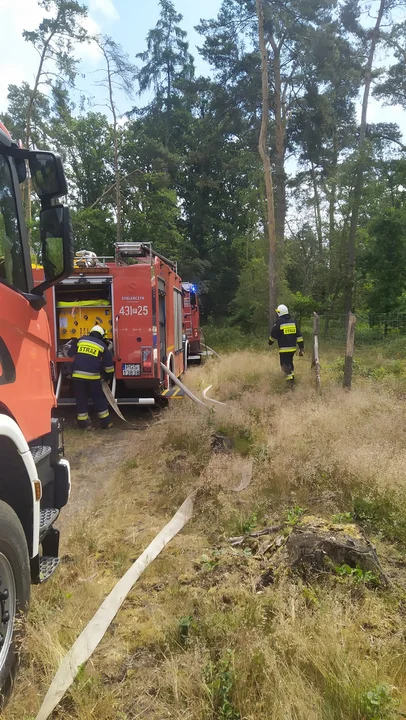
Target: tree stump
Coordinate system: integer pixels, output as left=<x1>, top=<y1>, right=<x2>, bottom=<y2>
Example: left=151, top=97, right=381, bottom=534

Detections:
left=259, top=517, right=388, bottom=586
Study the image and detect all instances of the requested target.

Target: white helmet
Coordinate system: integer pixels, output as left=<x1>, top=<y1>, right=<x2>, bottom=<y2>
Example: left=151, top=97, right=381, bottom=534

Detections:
left=276, top=304, right=289, bottom=316
left=90, top=325, right=105, bottom=336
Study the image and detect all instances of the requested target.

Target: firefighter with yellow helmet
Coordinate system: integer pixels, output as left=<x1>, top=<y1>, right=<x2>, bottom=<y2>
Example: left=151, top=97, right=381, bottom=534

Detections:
left=67, top=325, right=114, bottom=429
left=269, top=304, right=304, bottom=385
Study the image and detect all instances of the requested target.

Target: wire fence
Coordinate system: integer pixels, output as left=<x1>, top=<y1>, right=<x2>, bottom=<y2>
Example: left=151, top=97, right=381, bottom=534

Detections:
left=301, top=312, right=406, bottom=344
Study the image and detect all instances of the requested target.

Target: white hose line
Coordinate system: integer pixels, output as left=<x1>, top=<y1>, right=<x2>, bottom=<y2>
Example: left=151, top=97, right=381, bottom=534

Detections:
left=202, top=384, right=227, bottom=406
left=233, top=459, right=253, bottom=492
left=161, top=363, right=211, bottom=409
left=35, top=493, right=195, bottom=720
left=201, top=343, right=221, bottom=359
left=101, top=380, right=139, bottom=426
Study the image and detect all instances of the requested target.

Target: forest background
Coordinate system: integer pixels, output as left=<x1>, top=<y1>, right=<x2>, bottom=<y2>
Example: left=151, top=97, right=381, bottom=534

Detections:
left=3, top=0, right=406, bottom=335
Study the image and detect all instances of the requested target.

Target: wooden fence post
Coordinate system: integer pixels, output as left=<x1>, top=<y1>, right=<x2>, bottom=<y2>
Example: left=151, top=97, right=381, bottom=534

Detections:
left=312, top=312, right=321, bottom=393
left=343, top=311, right=357, bottom=390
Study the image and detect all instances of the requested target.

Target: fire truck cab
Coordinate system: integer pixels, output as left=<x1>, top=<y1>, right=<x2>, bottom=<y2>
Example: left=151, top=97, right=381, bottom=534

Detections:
left=34, top=242, right=185, bottom=406
left=0, top=122, right=73, bottom=695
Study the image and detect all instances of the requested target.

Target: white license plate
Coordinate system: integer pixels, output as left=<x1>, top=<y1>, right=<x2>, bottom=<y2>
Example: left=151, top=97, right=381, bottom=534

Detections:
left=122, top=363, right=141, bottom=377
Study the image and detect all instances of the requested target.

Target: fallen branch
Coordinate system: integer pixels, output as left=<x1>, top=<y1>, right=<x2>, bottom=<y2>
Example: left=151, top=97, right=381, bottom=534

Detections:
left=228, top=524, right=284, bottom=546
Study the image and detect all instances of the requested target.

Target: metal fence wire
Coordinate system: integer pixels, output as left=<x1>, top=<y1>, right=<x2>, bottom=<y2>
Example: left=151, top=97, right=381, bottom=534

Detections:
left=307, top=312, right=406, bottom=344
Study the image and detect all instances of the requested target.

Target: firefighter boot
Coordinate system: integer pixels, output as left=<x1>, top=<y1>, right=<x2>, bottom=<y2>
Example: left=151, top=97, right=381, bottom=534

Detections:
left=77, top=416, right=94, bottom=430
left=99, top=417, right=113, bottom=429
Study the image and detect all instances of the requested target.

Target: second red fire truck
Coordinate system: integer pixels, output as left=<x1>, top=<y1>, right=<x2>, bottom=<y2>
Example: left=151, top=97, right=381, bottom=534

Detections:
left=182, top=282, right=203, bottom=364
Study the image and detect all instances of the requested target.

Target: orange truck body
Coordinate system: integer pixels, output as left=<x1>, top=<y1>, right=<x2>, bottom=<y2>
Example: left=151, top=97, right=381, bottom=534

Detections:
left=0, top=281, right=56, bottom=441
left=33, top=243, right=185, bottom=405
left=0, top=118, right=72, bottom=616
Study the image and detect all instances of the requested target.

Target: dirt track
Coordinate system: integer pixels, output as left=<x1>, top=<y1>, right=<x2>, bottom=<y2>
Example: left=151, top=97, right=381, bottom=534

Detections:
left=57, top=407, right=153, bottom=526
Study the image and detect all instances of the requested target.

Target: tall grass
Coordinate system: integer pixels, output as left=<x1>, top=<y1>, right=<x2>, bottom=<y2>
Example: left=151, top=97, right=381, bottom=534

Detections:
left=5, top=344, right=406, bottom=719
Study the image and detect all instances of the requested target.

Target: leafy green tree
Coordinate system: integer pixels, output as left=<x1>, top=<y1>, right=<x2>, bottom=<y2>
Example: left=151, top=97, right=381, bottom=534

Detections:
left=232, top=256, right=268, bottom=333
left=361, top=207, right=406, bottom=319
left=136, top=0, right=194, bottom=150
left=71, top=207, right=116, bottom=257
left=3, top=83, right=50, bottom=147
left=50, top=88, right=115, bottom=208
left=373, top=20, right=406, bottom=110
left=22, top=0, right=88, bottom=151
left=341, top=0, right=400, bottom=315
left=199, top=0, right=336, bottom=247
left=19, top=0, right=88, bottom=229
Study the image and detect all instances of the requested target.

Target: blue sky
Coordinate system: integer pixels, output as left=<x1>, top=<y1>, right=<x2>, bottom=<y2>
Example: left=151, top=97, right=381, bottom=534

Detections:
left=0, top=0, right=223, bottom=117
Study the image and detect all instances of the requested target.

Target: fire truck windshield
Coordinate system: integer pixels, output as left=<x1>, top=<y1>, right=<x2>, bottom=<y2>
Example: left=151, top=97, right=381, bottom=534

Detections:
left=0, top=154, right=27, bottom=292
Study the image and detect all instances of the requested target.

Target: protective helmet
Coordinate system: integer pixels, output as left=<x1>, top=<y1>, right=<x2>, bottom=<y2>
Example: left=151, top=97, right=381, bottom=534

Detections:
left=90, top=325, right=105, bottom=336
left=276, top=304, right=289, bottom=316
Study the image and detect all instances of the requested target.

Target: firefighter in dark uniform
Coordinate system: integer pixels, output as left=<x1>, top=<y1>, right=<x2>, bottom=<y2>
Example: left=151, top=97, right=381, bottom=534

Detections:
left=269, top=304, right=304, bottom=385
left=68, top=325, right=114, bottom=429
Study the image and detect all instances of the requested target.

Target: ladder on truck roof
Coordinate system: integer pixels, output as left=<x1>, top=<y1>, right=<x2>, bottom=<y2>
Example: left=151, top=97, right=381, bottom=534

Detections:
left=115, top=242, right=178, bottom=273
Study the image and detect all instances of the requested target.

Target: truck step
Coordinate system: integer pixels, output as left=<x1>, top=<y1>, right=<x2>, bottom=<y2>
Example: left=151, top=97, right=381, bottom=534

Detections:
left=30, top=445, right=52, bottom=464
left=161, top=387, right=184, bottom=399
left=39, top=556, right=60, bottom=583
left=39, top=508, right=59, bottom=542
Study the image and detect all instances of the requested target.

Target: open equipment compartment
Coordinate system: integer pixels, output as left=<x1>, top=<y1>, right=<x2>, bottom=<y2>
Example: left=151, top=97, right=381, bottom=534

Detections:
left=54, top=273, right=113, bottom=357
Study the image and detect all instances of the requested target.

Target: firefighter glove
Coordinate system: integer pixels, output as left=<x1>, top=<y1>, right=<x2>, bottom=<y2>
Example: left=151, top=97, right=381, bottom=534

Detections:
left=299, top=350, right=304, bottom=356
left=268, top=339, right=275, bottom=347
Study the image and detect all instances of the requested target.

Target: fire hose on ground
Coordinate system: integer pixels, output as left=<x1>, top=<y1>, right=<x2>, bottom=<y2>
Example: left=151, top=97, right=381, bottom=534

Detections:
left=161, top=362, right=211, bottom=409
left=34, top=493, right=195, bottom=720
left=202, top=384, right=227, bottom=406
left=201, top=343, right=221, bottom=359
left=102, top=366, right=213, bottom=423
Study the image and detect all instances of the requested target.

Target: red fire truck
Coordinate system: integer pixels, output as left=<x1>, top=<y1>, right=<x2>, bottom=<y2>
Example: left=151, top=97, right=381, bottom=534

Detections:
left=182, top=282, right=203, bottom=363
left=0, top=121, right=72, bottom=695
left=33, top=242, right=185, bottom=406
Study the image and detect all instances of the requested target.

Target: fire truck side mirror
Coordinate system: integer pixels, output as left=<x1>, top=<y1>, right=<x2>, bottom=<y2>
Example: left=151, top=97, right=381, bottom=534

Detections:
left=28, top=151, right=68, bottom=200
left=34, top=206, right=74, bottom=294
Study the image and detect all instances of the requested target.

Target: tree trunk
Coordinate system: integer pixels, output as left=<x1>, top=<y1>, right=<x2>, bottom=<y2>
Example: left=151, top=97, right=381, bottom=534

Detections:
left=165, top=61, right=171, bottom=150
left=328, top=139, right=338, bottom=294
left=312, top=312, right=321, bottom=393
left=256, top=0, right=278, bottom=332
left=345, top=0, right=386, bottom=315
left=343, top=311, right=356, bottom=390
left=311, top=162, right=323, bottom=255
left=272, top=46, right=286, bottom=245
left=104, top=50, right=122, bottom=244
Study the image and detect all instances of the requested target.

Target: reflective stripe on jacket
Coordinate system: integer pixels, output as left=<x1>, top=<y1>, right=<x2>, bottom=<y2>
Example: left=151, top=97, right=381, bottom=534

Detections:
left=68, top=334, right=115, bottom=380
left=269, top=314, right=304, bottom=353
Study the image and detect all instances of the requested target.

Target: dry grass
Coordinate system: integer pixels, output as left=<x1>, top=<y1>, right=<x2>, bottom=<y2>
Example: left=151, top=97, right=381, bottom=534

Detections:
left=5, top=346, right=406, bottom=720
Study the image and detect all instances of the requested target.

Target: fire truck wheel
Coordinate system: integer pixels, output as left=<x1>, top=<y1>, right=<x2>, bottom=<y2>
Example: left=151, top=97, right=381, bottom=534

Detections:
left=0, top=501, right=30, bottom=705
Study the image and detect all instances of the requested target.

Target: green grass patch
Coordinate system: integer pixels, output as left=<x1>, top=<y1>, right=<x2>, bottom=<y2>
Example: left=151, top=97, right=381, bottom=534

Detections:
left=353, top=493, right=406, bottom=547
